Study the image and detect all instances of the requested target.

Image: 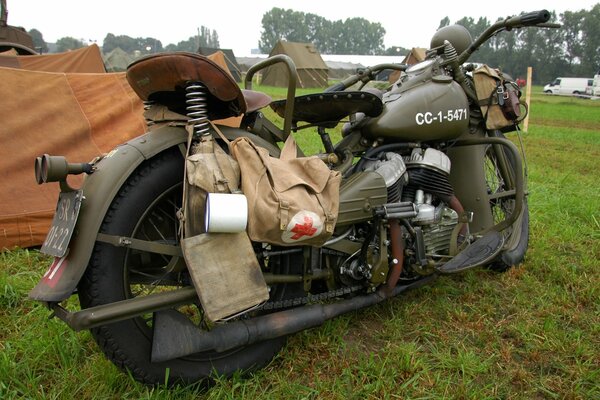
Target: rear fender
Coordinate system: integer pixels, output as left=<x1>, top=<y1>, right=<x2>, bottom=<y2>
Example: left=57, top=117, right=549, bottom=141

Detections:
left=29, top=124, right=278, bottom=302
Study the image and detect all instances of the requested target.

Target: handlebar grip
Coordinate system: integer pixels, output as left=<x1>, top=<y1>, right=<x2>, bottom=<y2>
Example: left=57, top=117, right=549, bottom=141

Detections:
left=520, top=9, right=551, bottom=24
left=507, top=10, right=551, bottom=28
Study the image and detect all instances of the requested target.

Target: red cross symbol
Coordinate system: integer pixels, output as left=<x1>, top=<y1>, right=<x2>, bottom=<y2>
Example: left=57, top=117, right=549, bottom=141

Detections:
left=290, top=215, right=317, bottom=240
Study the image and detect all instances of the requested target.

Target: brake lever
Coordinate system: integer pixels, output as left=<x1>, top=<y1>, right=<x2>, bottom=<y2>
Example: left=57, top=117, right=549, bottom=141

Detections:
left=535, top=23, right=562, bottom=29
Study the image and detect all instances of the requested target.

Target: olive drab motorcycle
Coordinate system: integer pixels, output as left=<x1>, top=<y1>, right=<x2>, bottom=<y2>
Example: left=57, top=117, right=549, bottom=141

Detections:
left=30, top=11, right=556, bottom=385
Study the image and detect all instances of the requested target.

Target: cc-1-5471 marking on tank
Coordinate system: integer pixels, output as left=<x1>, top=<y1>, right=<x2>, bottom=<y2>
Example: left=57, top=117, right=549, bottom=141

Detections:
left=415, top=108, right=468, bottom=125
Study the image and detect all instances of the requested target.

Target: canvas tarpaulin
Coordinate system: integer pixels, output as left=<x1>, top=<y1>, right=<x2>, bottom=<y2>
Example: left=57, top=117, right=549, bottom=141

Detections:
left=0, top=51, right=242, bottom=250
left=0, top=44, right=106, bottom=73
left=0, top=67, right=146, bottom=250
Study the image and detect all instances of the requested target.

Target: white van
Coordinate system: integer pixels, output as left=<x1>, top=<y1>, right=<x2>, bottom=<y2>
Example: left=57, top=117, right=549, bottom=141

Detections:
left=585, top=74, right=600, bottom=97
left=543, top=77, right=592, bottom=95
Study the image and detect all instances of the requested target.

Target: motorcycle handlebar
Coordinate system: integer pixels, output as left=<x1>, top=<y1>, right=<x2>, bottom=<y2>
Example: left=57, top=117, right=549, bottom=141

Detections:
left=458, top=9, right=555, bottom=64
left=324, top=82, right=347, bottom=93
left=324, top=64, right=407, bottom=92
left=505, top=9, right=551, bottom=28
left=327, top=10, right=554, bottom=90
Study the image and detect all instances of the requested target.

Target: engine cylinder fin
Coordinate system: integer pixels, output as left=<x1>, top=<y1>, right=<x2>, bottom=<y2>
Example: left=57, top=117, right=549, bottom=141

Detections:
left=407, top=168, right=454, bottom=200
left=387, top=180, right=403, bottom=203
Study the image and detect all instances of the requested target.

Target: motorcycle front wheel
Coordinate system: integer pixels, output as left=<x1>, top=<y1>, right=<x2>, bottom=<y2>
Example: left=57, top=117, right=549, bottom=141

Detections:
left=77, top=146, right=302, bottom=385
left=484, top=131, right=529, bottom=271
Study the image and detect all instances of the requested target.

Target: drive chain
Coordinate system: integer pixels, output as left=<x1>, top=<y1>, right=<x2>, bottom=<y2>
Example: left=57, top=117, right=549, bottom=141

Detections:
left=258, top=284, right=365, bottom=311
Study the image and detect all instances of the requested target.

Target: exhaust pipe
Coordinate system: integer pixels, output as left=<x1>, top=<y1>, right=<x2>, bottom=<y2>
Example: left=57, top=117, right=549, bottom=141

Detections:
left=151, top=276, right=435, bottom=362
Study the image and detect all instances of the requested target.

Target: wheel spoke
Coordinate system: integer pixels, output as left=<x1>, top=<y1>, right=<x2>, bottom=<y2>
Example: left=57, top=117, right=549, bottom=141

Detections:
left=485, top=147, right=514, bottom=229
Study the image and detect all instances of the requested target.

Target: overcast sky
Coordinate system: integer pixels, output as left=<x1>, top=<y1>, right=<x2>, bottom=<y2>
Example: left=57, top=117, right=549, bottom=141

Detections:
left=6, top=0, right=600, bottom=56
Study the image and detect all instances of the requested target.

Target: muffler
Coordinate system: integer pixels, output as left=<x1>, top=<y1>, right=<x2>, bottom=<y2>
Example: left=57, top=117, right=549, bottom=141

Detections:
left=151, top=276, right=435, bottom=362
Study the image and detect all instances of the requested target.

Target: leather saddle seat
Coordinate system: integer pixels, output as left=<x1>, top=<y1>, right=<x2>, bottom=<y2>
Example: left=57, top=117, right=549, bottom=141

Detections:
left=126, top=52, right=271, bottom=120
left=270, top=90, right=384, bottom=128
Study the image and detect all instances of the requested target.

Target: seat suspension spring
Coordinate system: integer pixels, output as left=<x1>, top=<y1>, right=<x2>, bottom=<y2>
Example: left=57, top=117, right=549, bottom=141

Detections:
left=185, top=81, right=210, bottom=137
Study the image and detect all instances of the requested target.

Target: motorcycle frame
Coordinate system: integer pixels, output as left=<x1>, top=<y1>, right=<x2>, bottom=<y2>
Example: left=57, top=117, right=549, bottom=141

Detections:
left=31, top=51, right=526, bottom=331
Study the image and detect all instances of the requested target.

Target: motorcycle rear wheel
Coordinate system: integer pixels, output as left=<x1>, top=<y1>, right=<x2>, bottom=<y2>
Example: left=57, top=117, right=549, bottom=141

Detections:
left=78, top=147, right=302, bottom=385
left=484, top=131, right=529, bottom=272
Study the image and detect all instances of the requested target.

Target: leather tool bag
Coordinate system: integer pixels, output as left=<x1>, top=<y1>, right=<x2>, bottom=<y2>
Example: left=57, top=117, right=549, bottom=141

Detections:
left=230, top=134, right=341, bottom=247
left=473, top=64, right=525, bottom=130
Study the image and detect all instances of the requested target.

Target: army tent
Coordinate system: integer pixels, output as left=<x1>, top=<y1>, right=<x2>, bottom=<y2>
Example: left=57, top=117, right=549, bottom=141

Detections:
left=0, top=44, right=106, bottom=72
left=388, top=47, right=427, bottom=83
left=0, top=67, right=146, bottom=250
left=402, top=48, right=427, bottom=65
left=103, top=47, right=134, bottom=72
left=198, top=47, right=241, bottom=82
left=261, top=41, right=328, bottom=88
left=0, top=52, right=239, bottom=251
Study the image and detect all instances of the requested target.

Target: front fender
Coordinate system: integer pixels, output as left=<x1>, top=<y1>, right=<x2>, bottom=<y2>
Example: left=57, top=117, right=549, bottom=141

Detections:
left=29, top=124, right=278, bottom=302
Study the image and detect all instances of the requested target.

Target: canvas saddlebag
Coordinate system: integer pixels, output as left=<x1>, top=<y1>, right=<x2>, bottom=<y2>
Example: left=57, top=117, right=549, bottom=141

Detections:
left=473, top=64, right=525, bottom=130
left=230, top=134, right=341, bottom=247
left=181, top=124, right=268, bottom=322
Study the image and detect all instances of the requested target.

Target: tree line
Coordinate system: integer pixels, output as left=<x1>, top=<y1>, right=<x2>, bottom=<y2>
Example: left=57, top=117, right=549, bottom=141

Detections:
left=258, top=8, right=386, bottom=55
left=28, top=26, right=219, bottom=55
left=258, top=6, right=600, bottom=83
left=26, top=4, right=599, bottom=84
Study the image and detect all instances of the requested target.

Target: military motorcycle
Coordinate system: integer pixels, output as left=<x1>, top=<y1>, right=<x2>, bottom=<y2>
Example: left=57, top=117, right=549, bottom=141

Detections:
left=30, top=10, right=555, bottom=385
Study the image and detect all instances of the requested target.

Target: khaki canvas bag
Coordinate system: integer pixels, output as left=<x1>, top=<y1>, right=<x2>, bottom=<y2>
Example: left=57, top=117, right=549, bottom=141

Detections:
left=473, top=64, right=524, bottom=130
left=230, top=134, right=341, bottom=247
left=183, top=125, right=241, bottom=237
left=181, top=124, right=268, bottom=322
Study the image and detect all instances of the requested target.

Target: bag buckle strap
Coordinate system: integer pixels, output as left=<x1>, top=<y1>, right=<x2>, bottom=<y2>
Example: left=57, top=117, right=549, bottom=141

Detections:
left=314, top=192, right=336, bottom=233
left=324, top=212, right=336, bottom=233
left=279, top=200, right=290, bottom=230
left=496, top=82, right=506, bottom=106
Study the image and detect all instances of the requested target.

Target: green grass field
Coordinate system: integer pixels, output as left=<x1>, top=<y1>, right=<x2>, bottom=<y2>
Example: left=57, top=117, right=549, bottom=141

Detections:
left=1, top=85, right=599, bottom=399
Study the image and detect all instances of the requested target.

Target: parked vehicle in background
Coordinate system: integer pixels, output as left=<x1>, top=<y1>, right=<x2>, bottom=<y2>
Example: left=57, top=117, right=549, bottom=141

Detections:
left=543, top=77, right=592, bottom=95
left=585, top=73, right=599, bottom=97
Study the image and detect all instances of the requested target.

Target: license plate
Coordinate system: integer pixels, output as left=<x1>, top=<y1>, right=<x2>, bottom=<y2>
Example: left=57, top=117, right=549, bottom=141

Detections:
left=41, top=190, right=83, bottom=258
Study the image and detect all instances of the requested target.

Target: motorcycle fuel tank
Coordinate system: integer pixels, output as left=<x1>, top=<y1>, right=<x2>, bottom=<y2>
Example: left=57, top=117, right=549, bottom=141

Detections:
left=362, top=72, right=469, bottom=142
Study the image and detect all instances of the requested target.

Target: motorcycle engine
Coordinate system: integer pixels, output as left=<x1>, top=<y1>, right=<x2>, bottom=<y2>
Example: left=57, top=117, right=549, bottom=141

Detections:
left=363, top=148, right=459, bottom=257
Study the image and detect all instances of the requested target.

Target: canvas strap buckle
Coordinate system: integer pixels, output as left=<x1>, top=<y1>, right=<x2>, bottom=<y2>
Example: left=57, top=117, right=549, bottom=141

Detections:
left=496, top=82, right=507, bottom=106
left=314, top=192, right=335, bottom=233
left=279, top=200, right=290, bottom=230
left=324, top=212, right=335, bottom=233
